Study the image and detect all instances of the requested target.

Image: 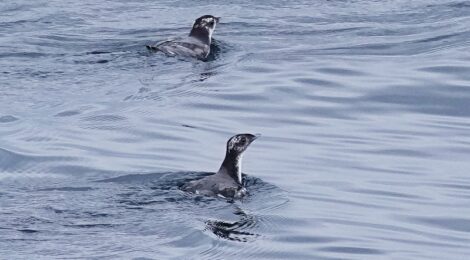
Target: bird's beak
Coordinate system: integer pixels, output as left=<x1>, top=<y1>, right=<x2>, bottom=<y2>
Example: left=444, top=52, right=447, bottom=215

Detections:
left=215, top=17, right=221, bottom=23
left=251, top=133, right=261, bottom=141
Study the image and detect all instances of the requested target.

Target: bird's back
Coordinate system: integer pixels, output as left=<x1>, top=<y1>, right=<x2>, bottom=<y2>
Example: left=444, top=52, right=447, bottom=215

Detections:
left=181, top=173, right=245, bottom=198
left=147, top=37, right=209, bottom=59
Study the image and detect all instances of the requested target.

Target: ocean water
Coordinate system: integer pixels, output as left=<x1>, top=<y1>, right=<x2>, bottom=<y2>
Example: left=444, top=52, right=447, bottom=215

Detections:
left=1, top=0, right=470, bottom=259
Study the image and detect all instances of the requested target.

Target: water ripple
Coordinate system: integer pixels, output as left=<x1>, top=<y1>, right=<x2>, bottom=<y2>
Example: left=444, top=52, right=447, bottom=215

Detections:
left=1, top=0, right=470, bottom=259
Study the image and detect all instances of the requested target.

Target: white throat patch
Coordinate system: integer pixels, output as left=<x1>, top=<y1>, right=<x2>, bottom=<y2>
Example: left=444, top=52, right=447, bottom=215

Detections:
left=236, top=154, right=243, bottom=184
left=207, top=24, right=215, bottom=40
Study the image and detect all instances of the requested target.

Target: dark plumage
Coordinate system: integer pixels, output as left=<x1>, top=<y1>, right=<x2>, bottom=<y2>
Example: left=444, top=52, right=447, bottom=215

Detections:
left=181, top=133, right=260, bottom=198
left=146, top=15, right=220, bottom=60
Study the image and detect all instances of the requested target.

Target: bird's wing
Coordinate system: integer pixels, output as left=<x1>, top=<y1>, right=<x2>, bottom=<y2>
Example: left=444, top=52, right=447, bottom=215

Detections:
left=147, top=38, right=208, bottom=59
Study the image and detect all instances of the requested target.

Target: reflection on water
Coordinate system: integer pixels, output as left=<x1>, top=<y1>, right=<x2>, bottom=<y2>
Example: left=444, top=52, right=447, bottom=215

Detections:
left=205, top=207, right=259, bottom=242
left=1, top=0, right=470, bottom=259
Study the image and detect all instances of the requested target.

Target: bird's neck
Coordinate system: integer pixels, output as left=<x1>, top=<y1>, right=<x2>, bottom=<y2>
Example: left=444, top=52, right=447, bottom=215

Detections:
left=218, top=152, right=243, bottom=185
left=189, top=27, right=211, bottom=45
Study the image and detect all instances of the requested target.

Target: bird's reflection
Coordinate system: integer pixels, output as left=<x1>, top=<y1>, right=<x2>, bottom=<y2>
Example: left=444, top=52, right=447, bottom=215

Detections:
left=204, top=207, right=259, bottom=242
left=126, top=40, right=222, bottom=101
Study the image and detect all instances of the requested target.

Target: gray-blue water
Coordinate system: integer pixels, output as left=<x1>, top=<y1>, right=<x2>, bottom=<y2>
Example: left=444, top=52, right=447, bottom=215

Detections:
left=1, top=0, right=470, bottom=259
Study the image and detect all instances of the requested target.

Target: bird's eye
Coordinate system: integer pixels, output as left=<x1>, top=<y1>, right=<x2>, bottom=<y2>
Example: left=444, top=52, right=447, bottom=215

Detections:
left=239, top=137, right=246, bottom=145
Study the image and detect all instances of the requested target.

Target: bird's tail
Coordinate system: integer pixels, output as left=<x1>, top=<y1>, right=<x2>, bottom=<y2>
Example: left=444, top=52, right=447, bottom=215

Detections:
left=146, top=45, right=159, bottom=52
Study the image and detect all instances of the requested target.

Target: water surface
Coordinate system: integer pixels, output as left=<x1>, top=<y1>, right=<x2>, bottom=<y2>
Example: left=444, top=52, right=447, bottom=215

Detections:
left=1, top=0, right=470, bottom=259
